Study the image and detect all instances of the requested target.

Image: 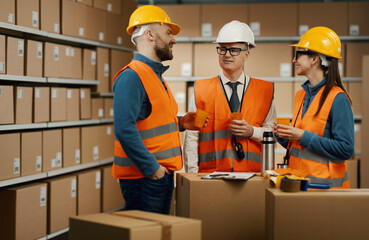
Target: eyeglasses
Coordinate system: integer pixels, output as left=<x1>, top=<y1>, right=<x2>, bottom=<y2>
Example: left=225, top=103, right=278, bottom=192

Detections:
left=216, top=47, right=248, bottom=56
left=294, top=50, right=316, bottom=60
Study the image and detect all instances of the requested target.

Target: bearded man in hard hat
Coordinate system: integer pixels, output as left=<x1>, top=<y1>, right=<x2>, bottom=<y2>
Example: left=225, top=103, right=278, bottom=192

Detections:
left=112, top=5, right=202, bottom=214
left=184, top=20, right=277, bottom=173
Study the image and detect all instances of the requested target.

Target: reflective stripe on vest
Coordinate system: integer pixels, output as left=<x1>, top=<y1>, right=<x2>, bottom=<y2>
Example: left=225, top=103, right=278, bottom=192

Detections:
left=289, top=85, right=349, bottom=189
left=195, top=76, right=273, bottom=172
left=112, top=60, right=182, bottom=179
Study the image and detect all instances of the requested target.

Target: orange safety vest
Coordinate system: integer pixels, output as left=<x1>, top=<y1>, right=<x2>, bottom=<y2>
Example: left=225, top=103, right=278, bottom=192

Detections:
left=289, top=85, right=349, bottom=189
left=112, top=60, right=182, bottom=179
left=195, top=77, right=274, bottom=172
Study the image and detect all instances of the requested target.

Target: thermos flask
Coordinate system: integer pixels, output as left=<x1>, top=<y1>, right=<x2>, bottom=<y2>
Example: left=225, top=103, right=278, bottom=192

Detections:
left=261, top=131, right=275, bottom=173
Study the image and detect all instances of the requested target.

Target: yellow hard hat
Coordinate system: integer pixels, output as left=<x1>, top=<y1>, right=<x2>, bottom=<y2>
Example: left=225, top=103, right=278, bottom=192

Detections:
left=126, top=5, right=180, bottom=36
left=291, top=26, right=341, bottom=59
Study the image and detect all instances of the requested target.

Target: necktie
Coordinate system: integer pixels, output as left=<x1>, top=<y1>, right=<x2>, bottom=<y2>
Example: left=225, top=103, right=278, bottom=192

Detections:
left=227, top=82, right=240, bottom=112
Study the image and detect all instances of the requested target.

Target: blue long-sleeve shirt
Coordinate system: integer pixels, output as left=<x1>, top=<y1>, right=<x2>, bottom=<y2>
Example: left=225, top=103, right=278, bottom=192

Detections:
left=276, top=79, right=355, bottom=160
left=113, top=53, right=180, bottom=177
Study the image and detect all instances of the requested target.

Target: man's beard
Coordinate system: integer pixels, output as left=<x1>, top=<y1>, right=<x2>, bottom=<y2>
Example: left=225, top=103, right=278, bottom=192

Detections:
left=155, top=35, right=173, bottom=61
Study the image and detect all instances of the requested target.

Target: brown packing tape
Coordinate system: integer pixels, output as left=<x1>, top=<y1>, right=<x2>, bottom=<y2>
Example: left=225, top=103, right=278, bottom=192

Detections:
left=111, top=212, right=172, bottom=240
left=280, top=178, right=301, bottom=192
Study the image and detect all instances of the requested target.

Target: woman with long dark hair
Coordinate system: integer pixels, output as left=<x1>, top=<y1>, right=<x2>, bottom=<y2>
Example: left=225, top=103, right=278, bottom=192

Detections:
left=273, top=27, right=354, bottom=189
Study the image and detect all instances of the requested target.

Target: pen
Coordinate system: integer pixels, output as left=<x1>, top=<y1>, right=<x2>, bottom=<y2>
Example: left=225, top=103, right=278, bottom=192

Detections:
left=210, top=174, right=229, bottom=177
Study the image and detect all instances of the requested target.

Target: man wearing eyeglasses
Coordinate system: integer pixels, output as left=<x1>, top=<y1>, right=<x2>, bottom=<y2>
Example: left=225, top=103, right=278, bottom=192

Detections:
left=183, top=20, right=277, bottom=173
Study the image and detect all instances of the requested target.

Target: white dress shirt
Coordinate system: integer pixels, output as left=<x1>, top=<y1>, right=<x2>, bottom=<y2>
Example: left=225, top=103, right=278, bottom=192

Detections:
left=183, top=71, right=277, bottom=173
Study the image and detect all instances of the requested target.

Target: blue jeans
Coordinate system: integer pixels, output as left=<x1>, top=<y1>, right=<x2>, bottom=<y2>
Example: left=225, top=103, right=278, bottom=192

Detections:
left=119, top=172, right=174, bottom=214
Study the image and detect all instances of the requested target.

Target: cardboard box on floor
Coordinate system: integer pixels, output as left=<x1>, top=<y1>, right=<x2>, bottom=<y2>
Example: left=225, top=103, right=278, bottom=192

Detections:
left=249, top=3, right=298, bottom=36
left=16, top=0, right=39, bottom=29
left=200, top=4, right=248, bottom=37
left=40, top=0, right=60, bottom=33
left=69, top=210, right=201, bottom=240
left=0, top=133, right=20, bottom=180
left=7, top=36, right=24, bottom=76
left=43, top=129, right=62, bottom=172
left=298, top=2, right=348, bottom=36
left=266, top=188, right=369, bottom=240
left=34, top=87, right=50, bottom=123
left=176, top=173, right=273, bottom=240
left=43, top=175, right=77, bottom=234
left=62, top=127, right=81, bottom=167
left=160, top=4, right=201, bottom=37
left=77, top=168, right=102, bottom=215
left=0, top=0, right=15, bottom=24
left=0, top=85, right=14, bottom=124
left=0, top=182, right=47, bottom=240
left=101, top=165, right=124, bottom=212
left=15, top=86, right=33, bottom=124
left=21, top=131, right=42, bottom=176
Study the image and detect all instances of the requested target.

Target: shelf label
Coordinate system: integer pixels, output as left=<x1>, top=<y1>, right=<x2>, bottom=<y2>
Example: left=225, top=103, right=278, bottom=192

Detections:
left=250, top=22, right=260, bottom=36
left=54, top=46, right=59, bottom=61
left=93, top=146, right=99, bottom=160
left=181, top=62, right=192, bottom=77
left=40, top=186, right=47, bottom=207
left=0, top=62, right=5, bottom=72
left=339, top=63, right=343, bottom=77
left=280, top=63, right=291, bottom=77
left=107, top=3, right=113, bottom=12
left=299, top=25, right=309, bottom=36
left=52, top=89, right=58, bottom=98
left=91, top=51, right=96, bottom=65
left=201, top=23, right=212, bottom=37
left=98, top=108, right=104, bottom=117
left=104, top=63, right=109, bottom=77
left=67, top=89, right=73, bottom=99
left=66, top=47, right=71, bottom=57
left=117, top=37, right=122, bottom=45
left=75, top=149, right=80, bottom=164
left=14, top=158, right=20, bottom=174
left=8, top=13, right=15, bottom=23
left=35, top=88, right=41, bottom=98
left=17, top=89, right=24, bottom=99
left=109, top=108, right=114, bottom=117
left=96, top=171, right=101, bottom=189
left=36, top=156, right=42, bottom=171
left=18, top=40, right=24, bottom=56
left=79, top=27, right=84, bottom=36
left=81, top=90, right=85, bottom=99
left=350, top=25, right=359, bottom=36
left=99, top=32, right=104, bottom=41
left=175, top=92, right=186, bottom=104
left=56, top=152, right=62, bottom=167
left=71, top=179, right=77, bottom=198
left=37, top=43, right=43, bottom=59
left=107, top=126, right=112, bottom=135
left=32, top=11, right=39, bottom=27
left=54, top=23, right=60, bottom=33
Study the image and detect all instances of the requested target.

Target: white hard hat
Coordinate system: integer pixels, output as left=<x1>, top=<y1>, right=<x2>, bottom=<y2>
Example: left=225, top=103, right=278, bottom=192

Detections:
left=215, top=20, right=256, bottom=48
